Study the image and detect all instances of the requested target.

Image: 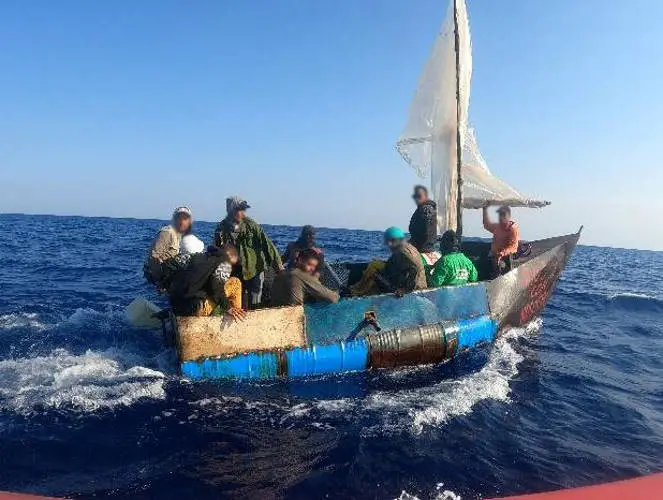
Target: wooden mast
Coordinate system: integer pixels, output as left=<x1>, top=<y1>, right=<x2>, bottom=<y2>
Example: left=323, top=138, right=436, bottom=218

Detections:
left=453, top=0, right=464, bottom=239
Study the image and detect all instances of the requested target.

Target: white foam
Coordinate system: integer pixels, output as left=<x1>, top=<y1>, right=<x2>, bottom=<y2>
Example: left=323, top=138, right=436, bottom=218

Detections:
left=0, top=348, right=166, bottom=414
left=361, top=321, right=540, bottom=434
left=0, top=312, right=48, bottom=331
left=608, top=291, right=656, bottom=300
left=397, top=486, right=462, bottom=500
left=302, top=319, right=541, bottom=435
left=185, top=319, right=542, bottom=437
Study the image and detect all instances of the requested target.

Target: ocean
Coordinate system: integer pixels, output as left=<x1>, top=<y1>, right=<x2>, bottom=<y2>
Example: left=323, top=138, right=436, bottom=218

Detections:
left=0, top=213, right=662, bottom=499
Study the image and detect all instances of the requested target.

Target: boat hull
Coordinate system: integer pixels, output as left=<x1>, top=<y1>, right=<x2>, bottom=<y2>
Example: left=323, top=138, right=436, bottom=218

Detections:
left=168, top=230, right=581, bottom=380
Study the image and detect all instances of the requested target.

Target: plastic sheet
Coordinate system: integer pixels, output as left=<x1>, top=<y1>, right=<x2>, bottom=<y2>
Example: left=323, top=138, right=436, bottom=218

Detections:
left=396, top=0, right=548, bottom=232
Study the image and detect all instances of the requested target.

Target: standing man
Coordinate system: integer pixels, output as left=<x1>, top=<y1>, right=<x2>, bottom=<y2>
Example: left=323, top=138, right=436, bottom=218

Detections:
left=409, top=185, right=440, bottom=266
left=214, top=196, right=283, bottom=309
left=482, top=205, right=520, bottom=277
left=144, top=206, right=193, bottom=290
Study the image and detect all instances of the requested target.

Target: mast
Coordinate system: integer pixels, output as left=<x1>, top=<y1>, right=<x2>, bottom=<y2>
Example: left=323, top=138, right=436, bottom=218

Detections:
left=453, top=0, right=463, bottom=239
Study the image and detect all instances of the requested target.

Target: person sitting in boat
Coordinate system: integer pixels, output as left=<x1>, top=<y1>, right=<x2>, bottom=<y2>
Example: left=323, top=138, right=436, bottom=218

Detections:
left=376, top=226, right=428, bottom=294
left=283, top=225, right=324, bottom=272
left=167, top=243, right=245, bottom=320
left=270, top=248, right=339, bottom=306
left=349, top=227, right=427, bottom=297
left=483, top=205, right=520, bottom=277
left=213, top=196, right=284, bottom=309
left=167, top=233, right=206, bottom=269
left=427, top=230, right=478, bottom=287
left=143, top=206, right=193, bottom=291
left=409, top=185, right=440, bottom=266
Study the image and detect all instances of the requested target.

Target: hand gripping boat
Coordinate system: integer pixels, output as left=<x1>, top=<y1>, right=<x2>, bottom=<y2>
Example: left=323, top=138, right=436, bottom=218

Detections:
left=162, top=231, right=581, bottom=380
left=161, top=0, right=581, bottom=380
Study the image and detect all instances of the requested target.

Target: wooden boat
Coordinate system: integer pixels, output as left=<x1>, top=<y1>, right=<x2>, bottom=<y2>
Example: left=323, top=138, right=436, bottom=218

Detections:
left=164, top=230, right=580, bottom=379
left=162, top=0, right=581, bottom=380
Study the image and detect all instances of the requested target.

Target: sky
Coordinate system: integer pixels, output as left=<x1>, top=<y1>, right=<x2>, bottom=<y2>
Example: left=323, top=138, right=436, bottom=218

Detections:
left=1, top=0, right=662, bottom=250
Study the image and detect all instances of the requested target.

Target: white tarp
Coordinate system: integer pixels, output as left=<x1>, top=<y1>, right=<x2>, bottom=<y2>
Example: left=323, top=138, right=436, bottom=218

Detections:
left=396, top=0, right=548, bottom=233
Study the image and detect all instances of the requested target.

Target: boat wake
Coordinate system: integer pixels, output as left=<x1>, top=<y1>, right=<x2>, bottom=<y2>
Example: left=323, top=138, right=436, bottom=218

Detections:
left=189, top=318, right=543, bottom=436
left=1, top=305, right=540, bottom=438
left=0, top=309, right=170, bottom=416
left=0, top=348, right=166, bottom=415
left=0, top=312, right=49, bottom=331
left=335, top=318, right=539, bottom=435
left=372, top=322, right=533, bottom=435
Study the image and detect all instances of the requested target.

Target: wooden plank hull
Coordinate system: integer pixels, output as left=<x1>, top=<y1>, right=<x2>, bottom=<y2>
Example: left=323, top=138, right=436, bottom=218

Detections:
left=169, top=230, right=581, bottom=380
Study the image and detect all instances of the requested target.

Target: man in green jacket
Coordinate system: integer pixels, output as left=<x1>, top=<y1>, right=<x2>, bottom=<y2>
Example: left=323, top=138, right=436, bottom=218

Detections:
left=214, top=196, right=283, bottom=308
left=427, top=230, right=478, bottom=287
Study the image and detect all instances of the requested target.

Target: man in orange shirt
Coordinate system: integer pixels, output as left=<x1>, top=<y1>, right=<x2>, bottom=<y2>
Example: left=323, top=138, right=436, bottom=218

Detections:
left=482, top=205, right=520, bottom=277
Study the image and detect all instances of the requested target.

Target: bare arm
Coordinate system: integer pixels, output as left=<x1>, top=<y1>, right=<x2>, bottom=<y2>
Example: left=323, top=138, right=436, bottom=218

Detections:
left=482, top=207, right=494, bottom=232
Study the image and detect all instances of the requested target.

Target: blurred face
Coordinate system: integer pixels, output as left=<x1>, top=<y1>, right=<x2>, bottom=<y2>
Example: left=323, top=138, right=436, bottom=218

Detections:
left=412, top=188, right=428, bottom=206
left=385, top=238, right=402, bottom=252
left=233, top=209, right=246, bottom=223
left=174, top=214, right=192, bottom=233
left=305, top=233, right=315, bottom=246
left=227, top=251, right=239, bottom=266
left=498, top=211, right=510, bottom=225
left=298, top=257, right=319, bottom=274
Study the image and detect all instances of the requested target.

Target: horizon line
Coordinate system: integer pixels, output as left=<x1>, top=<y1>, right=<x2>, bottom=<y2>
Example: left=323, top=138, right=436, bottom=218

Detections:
left=1, top=211, right=659, bottom=254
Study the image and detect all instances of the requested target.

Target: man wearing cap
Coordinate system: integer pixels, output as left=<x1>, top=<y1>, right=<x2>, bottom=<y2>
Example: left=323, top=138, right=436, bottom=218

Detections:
left=144, top=206, right=193, bottom=290
left=214, top=196, right=283, bottom=309
left=482, top=205, right=520, bottom=277
left=378, top=226, right=428, bottom=293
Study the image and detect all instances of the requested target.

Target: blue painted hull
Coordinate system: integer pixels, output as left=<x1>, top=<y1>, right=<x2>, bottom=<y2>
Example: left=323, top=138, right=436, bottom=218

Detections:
left=181, top=314, right=498, bottom=380
left=173, top=230, right=581, bottom=380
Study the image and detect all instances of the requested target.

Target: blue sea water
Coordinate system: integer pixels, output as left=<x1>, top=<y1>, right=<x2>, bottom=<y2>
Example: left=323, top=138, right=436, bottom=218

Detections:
left=0, top=213, right=662, bottom=500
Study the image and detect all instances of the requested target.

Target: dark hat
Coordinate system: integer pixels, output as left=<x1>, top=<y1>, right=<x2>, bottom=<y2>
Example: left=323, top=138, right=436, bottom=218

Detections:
left=496, top=205, right=511, bottom=215
left=439, top=229, right=459, bottom=253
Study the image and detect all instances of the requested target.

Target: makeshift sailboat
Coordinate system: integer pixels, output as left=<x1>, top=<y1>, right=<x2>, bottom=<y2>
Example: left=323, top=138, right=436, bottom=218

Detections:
left=162, top=0, right=580, bottom=380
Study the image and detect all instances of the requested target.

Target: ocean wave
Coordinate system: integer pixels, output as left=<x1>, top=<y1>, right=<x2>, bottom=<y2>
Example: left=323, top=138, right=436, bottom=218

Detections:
left=0, top=348, right=166, bottom=415
left=397, top=483, right=462, bottom=500
left=558, top=289, right=663, bottom=311
left=367, top=319, right=539, bottom=435
left=607, top=292, right=663, bottom=312
left=0, top=312, right=49, bottom=331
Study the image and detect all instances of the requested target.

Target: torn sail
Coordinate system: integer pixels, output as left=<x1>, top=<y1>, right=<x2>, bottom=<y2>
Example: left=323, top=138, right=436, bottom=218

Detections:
left=395, top=0, right=548, bottom=233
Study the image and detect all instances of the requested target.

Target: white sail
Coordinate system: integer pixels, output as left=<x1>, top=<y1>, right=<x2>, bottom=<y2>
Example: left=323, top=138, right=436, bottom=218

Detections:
left=396, top=0, right=549, bottom=233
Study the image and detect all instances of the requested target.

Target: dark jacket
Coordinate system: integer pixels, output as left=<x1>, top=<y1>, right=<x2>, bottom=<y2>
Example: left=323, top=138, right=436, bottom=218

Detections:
left=283, top=241, right=324, bottom=269
left=408, top=200, right=438, bottom=253
left=213, top=217, right=282, bottom=281
left=380, top=242, right=427, bottom=293
left=168, top=249, right=227, bottom=315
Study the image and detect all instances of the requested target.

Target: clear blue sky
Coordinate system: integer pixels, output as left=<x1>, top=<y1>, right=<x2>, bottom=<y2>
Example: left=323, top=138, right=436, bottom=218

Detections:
left=1, top=0, right=662, bottom=250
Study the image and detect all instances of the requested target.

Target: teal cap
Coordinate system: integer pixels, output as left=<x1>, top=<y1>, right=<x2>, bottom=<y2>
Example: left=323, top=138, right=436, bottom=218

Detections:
left=384, top=226, right=406, bottom=240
